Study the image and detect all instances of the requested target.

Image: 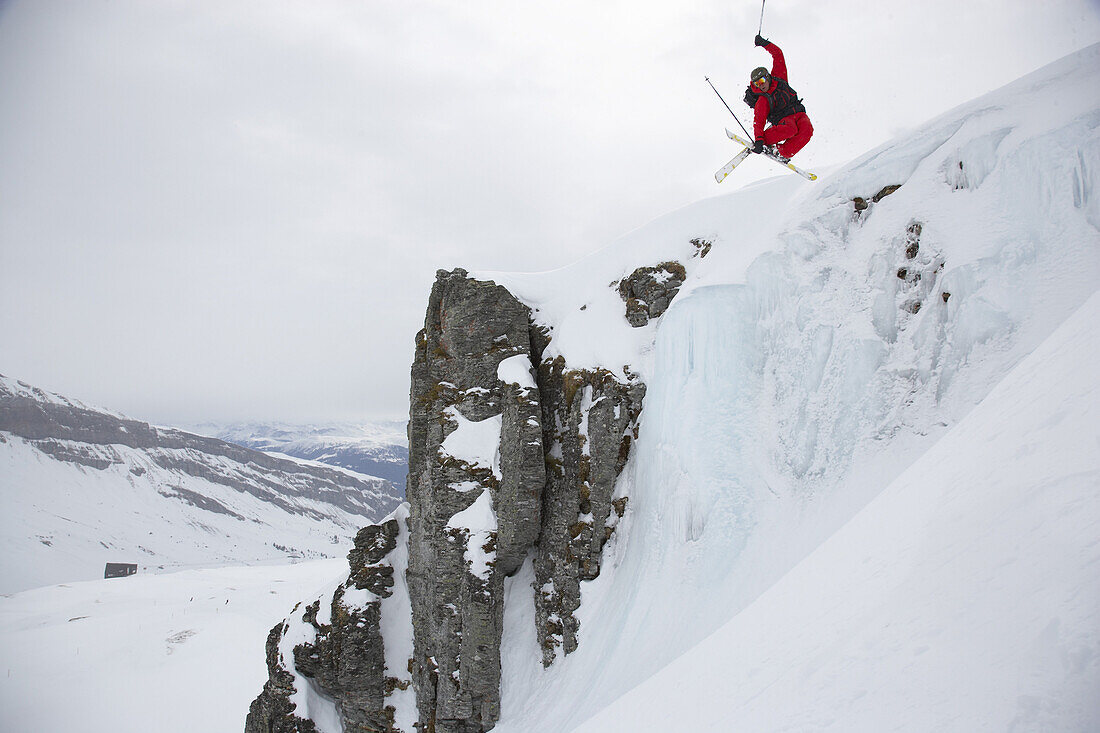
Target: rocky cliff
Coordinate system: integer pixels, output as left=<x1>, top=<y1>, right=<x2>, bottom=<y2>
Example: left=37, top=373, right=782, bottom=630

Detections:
left=245, top=513, right=408, bottom=733
left=246, top=258, right=691, bottom=731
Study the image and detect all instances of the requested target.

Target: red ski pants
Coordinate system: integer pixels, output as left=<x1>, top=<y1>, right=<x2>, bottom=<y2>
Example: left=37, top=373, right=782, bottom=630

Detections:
left=762, top=112, right=813, bottom=158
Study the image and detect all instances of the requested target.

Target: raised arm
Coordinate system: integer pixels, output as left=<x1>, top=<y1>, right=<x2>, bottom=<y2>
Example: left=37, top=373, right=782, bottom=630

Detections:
left=754, top=35, right=788, bottom=81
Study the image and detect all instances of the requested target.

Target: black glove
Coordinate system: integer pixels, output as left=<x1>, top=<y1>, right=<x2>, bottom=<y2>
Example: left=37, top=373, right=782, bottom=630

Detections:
left=752, top=140, right=765, bottom=154
left=754, top=34, right=769, bottom=47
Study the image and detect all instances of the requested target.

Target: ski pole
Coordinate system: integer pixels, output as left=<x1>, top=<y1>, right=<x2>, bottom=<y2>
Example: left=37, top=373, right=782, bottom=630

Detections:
left=705, top=77, right=753, bottom=140
left=758, top=0, right=766, bottom=35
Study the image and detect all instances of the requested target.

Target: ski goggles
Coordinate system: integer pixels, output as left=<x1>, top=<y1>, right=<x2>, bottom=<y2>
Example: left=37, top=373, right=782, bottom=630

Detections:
left=752, top=75, right=770, bottom=89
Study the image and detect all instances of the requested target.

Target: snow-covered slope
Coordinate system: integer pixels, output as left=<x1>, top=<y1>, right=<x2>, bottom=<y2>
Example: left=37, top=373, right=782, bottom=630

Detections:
left=576, top=291, right=1100, bottom=733
left=192, top=420, right=409, bottom=487
left=483, top=44, right=1100, bottom=732
left=0, top=559, right=346, bottom=733
left=0, top=376, right=403, bottom=594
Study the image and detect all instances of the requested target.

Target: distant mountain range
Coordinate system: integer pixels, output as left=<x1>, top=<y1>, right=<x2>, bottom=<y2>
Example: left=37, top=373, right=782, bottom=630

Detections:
left=191, top=421, right=409, bottom=489
left=0, top=375, right=404, bottom=594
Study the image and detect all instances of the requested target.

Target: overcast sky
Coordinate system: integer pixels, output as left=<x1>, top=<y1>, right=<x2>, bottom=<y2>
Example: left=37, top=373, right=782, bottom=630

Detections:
left=1, top=0, right=1098, bottom=426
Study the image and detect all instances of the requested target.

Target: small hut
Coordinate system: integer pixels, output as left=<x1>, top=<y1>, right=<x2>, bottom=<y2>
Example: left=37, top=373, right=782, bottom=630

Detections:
left=104, top=562, right=137, bottom=579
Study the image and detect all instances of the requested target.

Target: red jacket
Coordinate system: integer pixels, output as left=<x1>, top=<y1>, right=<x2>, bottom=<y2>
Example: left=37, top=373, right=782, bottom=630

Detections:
left=753, top=42, right=789, bottom=140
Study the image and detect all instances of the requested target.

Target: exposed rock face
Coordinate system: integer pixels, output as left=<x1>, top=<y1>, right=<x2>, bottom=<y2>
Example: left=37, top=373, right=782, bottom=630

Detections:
left=617, top=261, right=687, bottom=327
left=531, top=358, right=643, bottom=664
left=245, top=517, right=406, bottom=733
left=853, top=182, right=903, bottom=216
left=245, top=623, right=319, bottom=733
left=248, top=263, right=666, bottom=732
left=402, top=268, right=649, bottom=730
left=690, top=237, right=713, bottom=259
left=406, top=269, right=545, bottom=732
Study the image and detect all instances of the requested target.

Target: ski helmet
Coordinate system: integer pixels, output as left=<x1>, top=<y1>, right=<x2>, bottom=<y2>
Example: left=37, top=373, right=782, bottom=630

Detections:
left=751, top=66, right=770, bottom=89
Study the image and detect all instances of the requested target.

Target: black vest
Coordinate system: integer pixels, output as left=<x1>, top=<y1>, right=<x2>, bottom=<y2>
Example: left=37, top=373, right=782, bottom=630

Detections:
left=744, top=77, right=806, bottom=124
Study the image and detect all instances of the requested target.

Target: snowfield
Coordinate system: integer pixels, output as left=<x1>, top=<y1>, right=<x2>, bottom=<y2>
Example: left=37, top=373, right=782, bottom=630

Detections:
left=0, top=559, right=347, bottom=733
left=1, top=43, right=1099, bottom=733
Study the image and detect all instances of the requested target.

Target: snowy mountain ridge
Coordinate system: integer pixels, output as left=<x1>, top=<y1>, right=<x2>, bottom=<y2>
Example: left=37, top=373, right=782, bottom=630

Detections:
left=0, top=375, right=404, bottom=594
left=0, top=373, right=129, bottom=417
left=192, top=420, right=409, bottom=487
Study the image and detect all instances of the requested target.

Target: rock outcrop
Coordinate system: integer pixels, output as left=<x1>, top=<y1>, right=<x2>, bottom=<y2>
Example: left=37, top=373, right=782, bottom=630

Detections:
left=405, top=269, right=546, bottom=732
left=616, top=261, right=688, bottom=327
left=404, top=269, right=648, bottom=728
left=245, top=514, right=408, bottom=733
left=531, top=358, right=643, bottom=664
left=248, top=262, right=677, bottom=732
left=852, top=182, right=903, bottom=216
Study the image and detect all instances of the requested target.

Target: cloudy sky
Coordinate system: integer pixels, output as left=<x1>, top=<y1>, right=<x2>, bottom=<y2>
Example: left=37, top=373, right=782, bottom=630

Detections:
left=2, top=0, right=1098, bottom=425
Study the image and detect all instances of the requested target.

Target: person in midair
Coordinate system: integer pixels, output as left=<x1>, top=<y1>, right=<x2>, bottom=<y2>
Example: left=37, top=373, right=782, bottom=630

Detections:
left=744, top=34, right=813, bottom=162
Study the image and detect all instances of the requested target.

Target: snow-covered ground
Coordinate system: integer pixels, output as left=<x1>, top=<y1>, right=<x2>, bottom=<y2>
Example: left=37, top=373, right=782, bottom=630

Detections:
left=0, top=559, right=345, bottom=733
left=1, top=43, right=1097, bottom=733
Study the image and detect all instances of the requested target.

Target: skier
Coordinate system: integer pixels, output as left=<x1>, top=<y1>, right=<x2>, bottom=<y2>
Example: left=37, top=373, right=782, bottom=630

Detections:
left=744, top=34, right=813, bottom=163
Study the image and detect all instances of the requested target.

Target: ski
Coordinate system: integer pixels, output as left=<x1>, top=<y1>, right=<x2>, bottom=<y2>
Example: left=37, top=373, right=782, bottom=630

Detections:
left=726, top=128, right=817, bottom=181
left=715, top=147, right=752, bottom=183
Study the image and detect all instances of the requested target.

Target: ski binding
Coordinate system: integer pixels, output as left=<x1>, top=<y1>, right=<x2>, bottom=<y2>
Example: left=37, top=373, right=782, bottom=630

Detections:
left=725, top=128, right=817, bottom=181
